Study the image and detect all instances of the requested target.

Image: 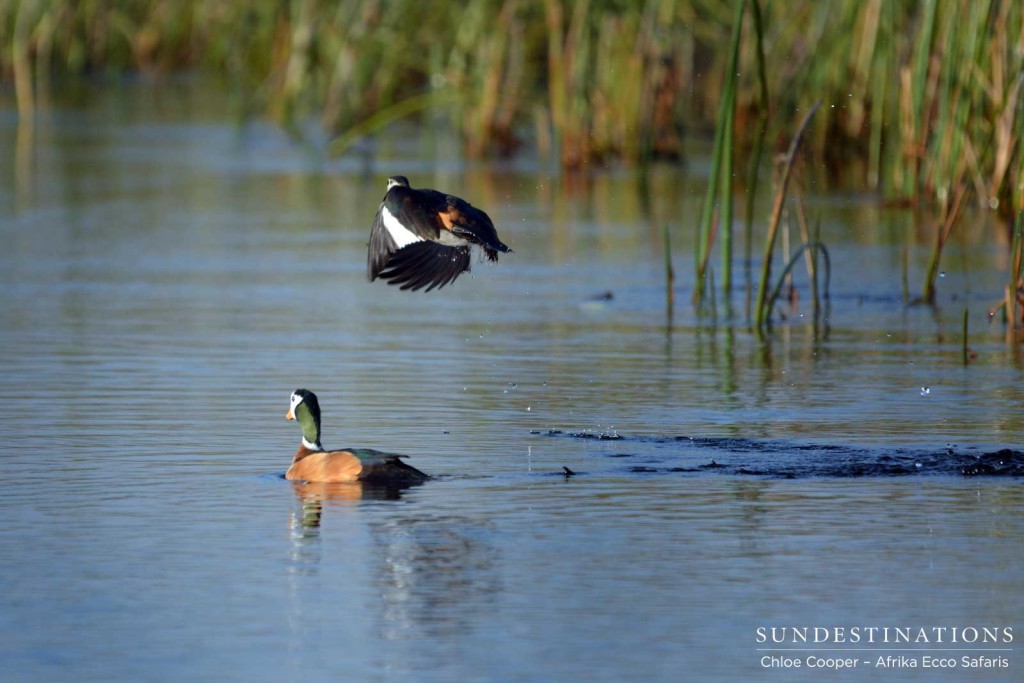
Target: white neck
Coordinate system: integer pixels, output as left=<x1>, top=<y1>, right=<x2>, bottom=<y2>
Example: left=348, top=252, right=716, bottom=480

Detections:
left=302, top=437, right=323, bottom=451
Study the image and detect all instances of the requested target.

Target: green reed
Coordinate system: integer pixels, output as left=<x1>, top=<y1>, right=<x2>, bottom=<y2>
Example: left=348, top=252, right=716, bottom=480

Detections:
left=741, top=0, right=769, bottom=320
left=3, top=0, right=1022, bottom=223
left=754, top=102, right=821, bottom=334
left=694, top=0, right=748, bottom=307
left=1007, top=213, right=1024, bottom=331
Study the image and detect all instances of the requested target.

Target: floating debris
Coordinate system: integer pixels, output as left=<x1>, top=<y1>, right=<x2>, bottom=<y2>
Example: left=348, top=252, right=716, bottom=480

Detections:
left=699, top=460, right=726, bottom=469
left=580, top=291, right=615, bottom=312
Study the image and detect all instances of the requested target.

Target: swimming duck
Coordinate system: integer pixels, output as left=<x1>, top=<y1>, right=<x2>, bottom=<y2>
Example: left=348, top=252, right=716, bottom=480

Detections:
left=284, top=388, right=429, bottom=484
left=367, top=175, right=512, bottom=291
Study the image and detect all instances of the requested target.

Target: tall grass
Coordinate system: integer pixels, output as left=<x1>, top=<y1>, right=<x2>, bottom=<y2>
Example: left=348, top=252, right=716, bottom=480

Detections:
left=694, top=0, right=746, bottom=306
left=2, top=0, right=1022, bottom=220
left=741, top=0, right=769, bottom=320
left=1005, top=213, right=1024, bottom=333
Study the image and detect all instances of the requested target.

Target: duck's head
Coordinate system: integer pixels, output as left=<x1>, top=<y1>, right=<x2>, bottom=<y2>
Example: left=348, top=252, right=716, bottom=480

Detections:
left=286, top=388, right=322, bottom=451
left=386, top=175, right=410, bottom=191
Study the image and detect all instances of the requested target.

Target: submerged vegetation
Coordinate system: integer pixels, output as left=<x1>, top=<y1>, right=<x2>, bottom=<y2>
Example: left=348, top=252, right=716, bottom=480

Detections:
left=3, top=0, right=1023, bottom=331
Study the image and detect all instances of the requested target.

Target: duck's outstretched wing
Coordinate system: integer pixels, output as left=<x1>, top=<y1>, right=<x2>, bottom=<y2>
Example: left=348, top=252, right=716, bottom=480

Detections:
left=375, top=241, right=472, bottom=292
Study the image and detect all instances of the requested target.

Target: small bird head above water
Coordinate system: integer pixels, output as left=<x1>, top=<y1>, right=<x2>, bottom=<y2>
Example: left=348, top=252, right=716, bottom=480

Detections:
left=286, top=388, right=322, bottom=450
left=386, top=175, right=410, bottom=191
left=286, top=388, right=320, bottom=421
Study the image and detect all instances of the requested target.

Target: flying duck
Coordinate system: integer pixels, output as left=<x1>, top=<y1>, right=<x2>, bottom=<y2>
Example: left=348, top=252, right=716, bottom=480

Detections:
left=367, top=175, right=512, bottom=291
left=284, top=388, right=430, bottom=484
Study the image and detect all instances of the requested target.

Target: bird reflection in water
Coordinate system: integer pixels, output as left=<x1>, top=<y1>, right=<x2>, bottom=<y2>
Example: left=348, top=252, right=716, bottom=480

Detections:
left=287, top=480, right=416, bottom=584
left=289, top=480, right=417, bottom=539
left=285, top=478, right=499, bottom=644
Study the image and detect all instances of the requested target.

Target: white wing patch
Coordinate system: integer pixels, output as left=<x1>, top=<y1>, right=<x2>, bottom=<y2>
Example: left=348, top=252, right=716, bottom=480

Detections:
left=382, top=206, right=424, bottom=248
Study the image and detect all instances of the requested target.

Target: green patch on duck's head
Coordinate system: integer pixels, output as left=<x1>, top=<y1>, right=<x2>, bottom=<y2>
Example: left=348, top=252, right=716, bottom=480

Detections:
left=287, top=388, right=321, bottom=448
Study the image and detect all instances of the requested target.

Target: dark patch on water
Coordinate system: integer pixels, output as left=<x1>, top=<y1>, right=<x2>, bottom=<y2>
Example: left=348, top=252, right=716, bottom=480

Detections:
left=539, top=430, right=1024, bottom=478
left=960, top=449, right=1024, bottom=477
left=699, top=460, right=727, bottom=469
left=534, top=429, right=622, bottom=441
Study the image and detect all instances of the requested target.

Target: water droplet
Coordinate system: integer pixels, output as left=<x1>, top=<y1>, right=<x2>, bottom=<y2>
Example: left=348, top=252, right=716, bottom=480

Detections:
left=526, top=406, right=531, bottom=411
left=920, top=386, right=930, bottom=396
left=939, top=271, right=946, bottom=278
left=915, top=462, right=923, bottom=469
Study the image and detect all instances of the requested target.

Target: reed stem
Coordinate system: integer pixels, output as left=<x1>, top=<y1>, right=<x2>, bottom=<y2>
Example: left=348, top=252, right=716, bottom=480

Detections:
left=663, top=222, right=675, bottom=321
left=961, top=307, right=970, bottom=365
left=695, top=0, right=746, bottom=306
left=755, top=102, right=822, bottom=333
left=923, top=184, right=967, bottom=305
left=1008, top=212, right=1024, bottom=330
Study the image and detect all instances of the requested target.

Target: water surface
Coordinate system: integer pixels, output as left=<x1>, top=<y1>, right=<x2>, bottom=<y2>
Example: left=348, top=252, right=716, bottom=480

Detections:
left=1, top=78, right=1021, bottom=682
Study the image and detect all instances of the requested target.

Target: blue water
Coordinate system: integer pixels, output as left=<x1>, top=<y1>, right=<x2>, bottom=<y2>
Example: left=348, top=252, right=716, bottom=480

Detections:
left=0, top=78, right=1021, bottom=682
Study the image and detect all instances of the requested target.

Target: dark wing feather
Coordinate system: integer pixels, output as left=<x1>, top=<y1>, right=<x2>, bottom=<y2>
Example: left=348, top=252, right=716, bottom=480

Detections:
left=346, top=448, right=430, bottom=484
left=367, top=205, right=398, bottom=281
left=445, top=196, right=512, bottom=255
left=392, top=189, right=446, bottom=241
left=376, top=242, right=472, bottom=292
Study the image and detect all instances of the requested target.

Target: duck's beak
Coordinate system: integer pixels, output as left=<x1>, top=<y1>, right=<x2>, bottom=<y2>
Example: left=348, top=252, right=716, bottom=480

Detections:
left=286, top=408, right=294, bottom=420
